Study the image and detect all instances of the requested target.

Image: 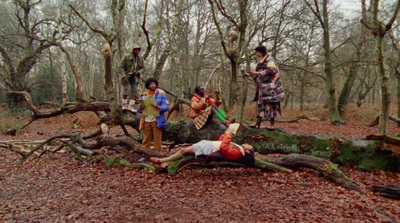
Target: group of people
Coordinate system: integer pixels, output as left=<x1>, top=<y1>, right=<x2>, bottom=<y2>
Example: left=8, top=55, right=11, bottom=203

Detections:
left=118, top=43, right=284, bottom=168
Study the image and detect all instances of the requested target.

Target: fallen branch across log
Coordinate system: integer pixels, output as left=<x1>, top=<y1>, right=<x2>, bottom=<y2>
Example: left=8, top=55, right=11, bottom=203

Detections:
left=368, top=115, right=400, bottom=127
left=155, top=153, right=362, bottom=193
left=267, top=154, right=364, bottom=193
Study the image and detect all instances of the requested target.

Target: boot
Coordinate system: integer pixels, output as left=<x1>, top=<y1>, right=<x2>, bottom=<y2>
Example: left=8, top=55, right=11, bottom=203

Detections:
left=254, top=116, right=262, bottom=129
left=270, top=118, right=275, bottom=127
left=122, top=98, right=128, bottom=110
left=128, top=100, right=137, bottom=112
left=224, top=116, right=235, bottom=126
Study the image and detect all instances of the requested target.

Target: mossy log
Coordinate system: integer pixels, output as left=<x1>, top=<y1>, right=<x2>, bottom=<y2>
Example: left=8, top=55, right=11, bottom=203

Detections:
left=162, top=119, right=226, bottom=144
left=164, top=155, right=292, bottom=175
left=161, top=122, right=399, bottom=172
left=230, top=126, right=400, bottom=172
left=161, top=153, right=364, bottom=193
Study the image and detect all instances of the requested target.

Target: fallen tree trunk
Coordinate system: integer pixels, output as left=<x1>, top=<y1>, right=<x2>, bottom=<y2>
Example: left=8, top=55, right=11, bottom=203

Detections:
left=164, top=122, right=399, bottom=173
left=232, top=126, right=400, bottom=172
left=14, top=118, right=400, bottom=172
left=267, top=154, right=363, bottom=193
left=164, top=155, right=293, bottom=175
left=368, top=115, right=400, bottom=127
left=8, top=123, right=366, bottom=193
left=161, top=153, right=363, bottom=193
left=373, top=184, right=400, bottom=200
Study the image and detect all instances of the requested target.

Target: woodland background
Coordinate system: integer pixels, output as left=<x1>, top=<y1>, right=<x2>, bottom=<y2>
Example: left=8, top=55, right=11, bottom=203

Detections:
left=1, top=0, right=400, bottom=133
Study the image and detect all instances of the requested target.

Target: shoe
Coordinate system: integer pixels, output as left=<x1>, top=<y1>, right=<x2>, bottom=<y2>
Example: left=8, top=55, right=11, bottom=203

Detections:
left=224, top=116, right=235, bottom=125
left=253, top=116, right=262, bottom=129
left=122, top=99, right=128, bottom=110
left=129, top=105, right=137, bottom=113
left=270, top=118, right=275, bottom=127
left=128, top=101, right=137, bottom=113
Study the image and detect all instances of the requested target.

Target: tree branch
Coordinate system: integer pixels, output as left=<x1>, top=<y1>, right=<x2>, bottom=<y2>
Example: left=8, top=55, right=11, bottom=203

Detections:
left=69, top=4, right=115, bottom=42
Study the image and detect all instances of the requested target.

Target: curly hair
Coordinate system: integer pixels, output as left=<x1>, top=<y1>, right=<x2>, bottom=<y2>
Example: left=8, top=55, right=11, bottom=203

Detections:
left=145, top=77, right=159, bottom=89
left=194, top=86, right=204, bottom=95
left=254, top=45, right=267, bottom=56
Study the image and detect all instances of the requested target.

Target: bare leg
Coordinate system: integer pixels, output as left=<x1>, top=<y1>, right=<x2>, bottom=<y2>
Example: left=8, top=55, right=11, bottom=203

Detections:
left=150, top=146, right=194, bottom=164
left=179, top=146, right=194, bottom=155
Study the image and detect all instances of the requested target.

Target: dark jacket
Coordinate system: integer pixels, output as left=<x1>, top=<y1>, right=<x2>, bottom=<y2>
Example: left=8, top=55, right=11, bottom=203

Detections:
left=118, top=53, right=145, bottom=83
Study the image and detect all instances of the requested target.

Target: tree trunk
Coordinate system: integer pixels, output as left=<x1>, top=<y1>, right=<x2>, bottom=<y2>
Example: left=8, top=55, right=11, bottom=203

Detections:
left=236, top=75, right=248, bottom=124
left=397, top=70, right=400, bottom=127
left=60, top=54, right=68, bottom=105
left=153, top=0, right=184, bottom=80
left=377, top=35, right=390, bottom=135
left=337, top=62, right=359, bottom=116
left=367, top=0, right=400, bottom=134
left=322, top=0, right=341, bottom=125
left=102, top=42, right=120, bottom=123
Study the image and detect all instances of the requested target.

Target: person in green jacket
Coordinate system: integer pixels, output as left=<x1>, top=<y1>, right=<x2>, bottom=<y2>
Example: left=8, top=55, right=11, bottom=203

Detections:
left=118, top=43, right=145, bottom=112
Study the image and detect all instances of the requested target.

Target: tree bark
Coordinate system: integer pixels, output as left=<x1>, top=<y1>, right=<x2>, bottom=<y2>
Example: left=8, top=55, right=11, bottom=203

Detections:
left=267, top=154, right=363, bottom=193
left=366, top=0, right=400, bottom=134
left=153, top=0, right=184, bottom=79
left=373, top=184, right=400, bottom=200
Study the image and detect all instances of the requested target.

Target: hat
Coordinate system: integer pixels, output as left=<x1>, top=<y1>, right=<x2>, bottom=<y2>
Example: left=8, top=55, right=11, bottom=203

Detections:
left=132, top=43, right=141, bottom=50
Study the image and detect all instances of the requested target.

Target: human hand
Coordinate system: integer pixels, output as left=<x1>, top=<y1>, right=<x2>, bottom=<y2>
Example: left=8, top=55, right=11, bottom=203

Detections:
left=154, top=105, right=161, bottom=111
left=270, top=82, right=275, bottom=89
left=123, top=77, right=129, bottom=83
left=246, top=71, right=257, bottom=77
left=212, top=91, right=220, bottom=99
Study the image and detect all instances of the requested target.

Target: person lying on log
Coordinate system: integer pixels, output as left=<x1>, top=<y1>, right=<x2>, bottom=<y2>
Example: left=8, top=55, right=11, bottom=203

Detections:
left=150, top=125, right=254, bottom=168
left=190, top=86, right=235, bottom=129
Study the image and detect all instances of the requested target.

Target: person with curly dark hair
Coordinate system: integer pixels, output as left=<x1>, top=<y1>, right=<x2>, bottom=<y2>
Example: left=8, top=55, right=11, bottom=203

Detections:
left=190, top=86, right=234, bottom=129
left=138, top=77, right=169, bottom=152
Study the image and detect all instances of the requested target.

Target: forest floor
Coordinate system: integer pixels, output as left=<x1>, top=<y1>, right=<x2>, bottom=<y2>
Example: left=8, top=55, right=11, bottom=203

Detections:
left=0, top=103, right=399, bottom=222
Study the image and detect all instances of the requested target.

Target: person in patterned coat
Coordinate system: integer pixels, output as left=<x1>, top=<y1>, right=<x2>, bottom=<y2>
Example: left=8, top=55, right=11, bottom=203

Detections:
left=245, top=45, right=284, bottom=128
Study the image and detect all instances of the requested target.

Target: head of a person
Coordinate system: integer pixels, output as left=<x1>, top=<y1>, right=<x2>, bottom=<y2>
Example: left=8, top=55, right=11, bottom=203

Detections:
left=241, top=143, right=253, bottom=154
left=145, top=77, right=159, bottom=91
left=194, top=86, right=205, bottom=97
left=254, top=45, right=267, bottom=58
left=132, top=44, right=141, bottom=55
left=241, top=144, right=255, bottom=167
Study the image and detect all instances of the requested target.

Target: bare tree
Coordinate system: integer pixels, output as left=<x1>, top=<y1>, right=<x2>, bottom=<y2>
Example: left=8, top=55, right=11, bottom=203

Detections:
left=304, top=0, right=341, bottom=125
left=361, top=0, right=400, bottom=134
left=0, top=0, right=58, bottom=108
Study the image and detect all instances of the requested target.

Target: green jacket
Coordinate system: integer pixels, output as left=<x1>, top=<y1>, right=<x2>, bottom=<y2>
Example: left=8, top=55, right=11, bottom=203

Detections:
left=118, top=53, right=145, bottom=82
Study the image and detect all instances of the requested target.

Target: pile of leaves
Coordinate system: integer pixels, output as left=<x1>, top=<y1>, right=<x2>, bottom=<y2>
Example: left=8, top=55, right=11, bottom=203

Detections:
left=1, top=106, right=400, bottom=221
left=0, top=147, right=399, bottom=222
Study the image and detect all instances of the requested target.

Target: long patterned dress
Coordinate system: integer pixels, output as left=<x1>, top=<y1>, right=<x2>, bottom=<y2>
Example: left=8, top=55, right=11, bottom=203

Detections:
left=252, top=54, right=285, bottom=120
